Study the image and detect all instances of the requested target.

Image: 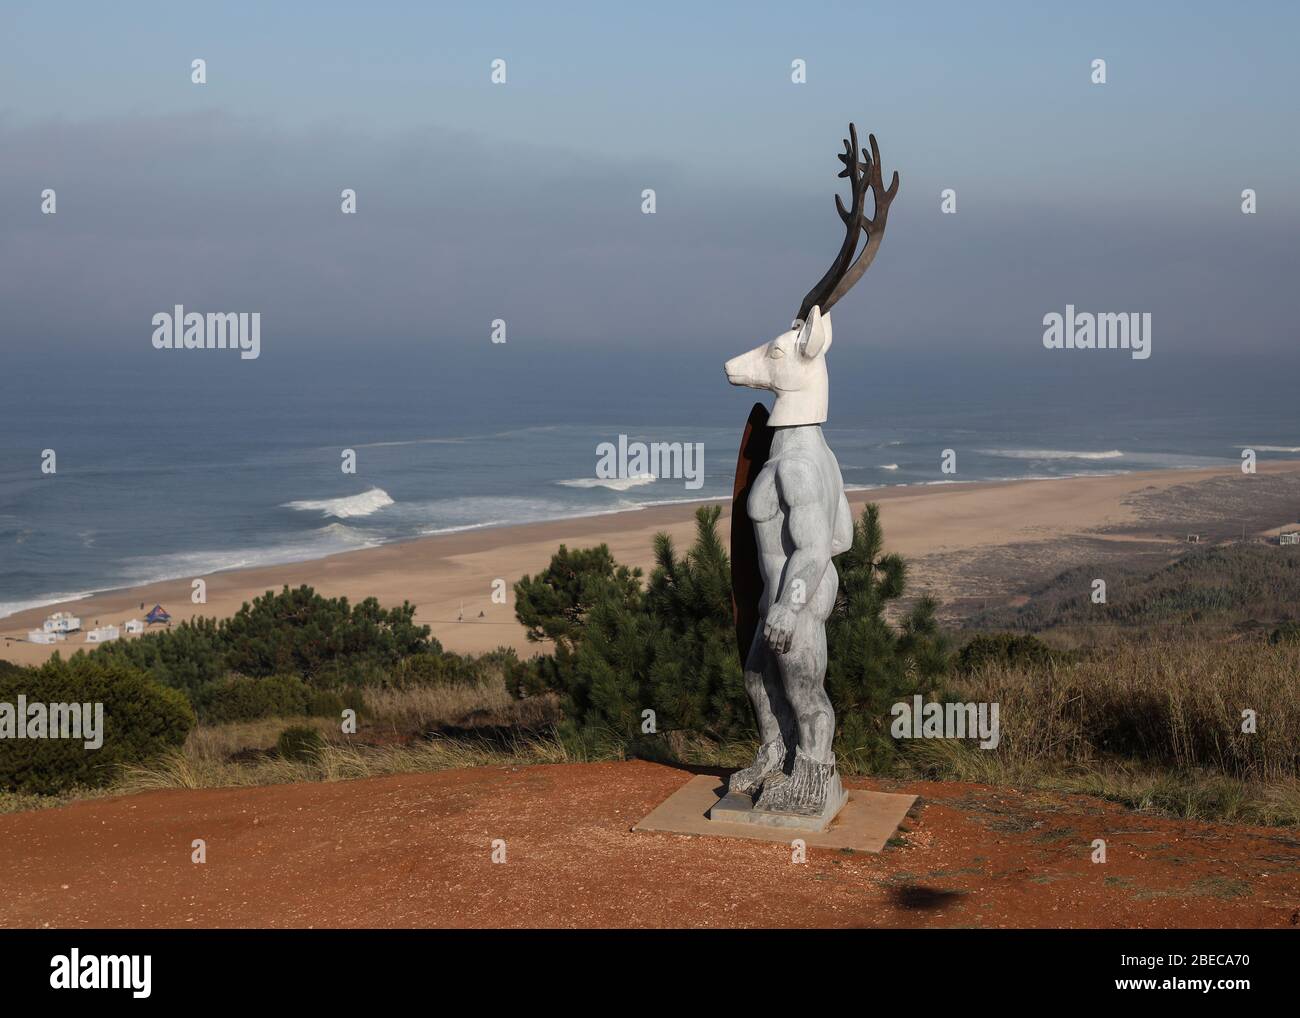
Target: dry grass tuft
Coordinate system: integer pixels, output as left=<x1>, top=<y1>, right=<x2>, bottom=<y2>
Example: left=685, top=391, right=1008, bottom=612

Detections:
left=11, top=638, right=1300, bottom=828
left=359, top=680, right=557, bottom=735
left=902, top=637, right=1300, bottom=824
left=114, top=675, right=572, bottom=795
left=118, top=730, right=580, bottom=793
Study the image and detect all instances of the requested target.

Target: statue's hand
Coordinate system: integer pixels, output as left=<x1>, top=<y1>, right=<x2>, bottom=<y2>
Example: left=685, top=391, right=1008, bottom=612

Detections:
left=763, top=603, right=798, bottom=655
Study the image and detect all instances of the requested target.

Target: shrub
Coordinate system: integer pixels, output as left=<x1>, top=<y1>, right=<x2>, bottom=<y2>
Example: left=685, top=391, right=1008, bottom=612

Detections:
left=194, top=674, right=312, bottom=724
left=276, top=725, right=325, bottom=761
left=1269, top=622, right=1300, bottom=646
left=88, top=585, right=436, bottom=691
left=509, top=503, right=949, bottom=769
left=515, top=544, right=643, bottom=651
left=220, top=586, right=433, bottom=684
left=341, top=687, right=367, bottom=717
left=85, top=616, right=226, bottom=694
left=308, top=690, right=347, bottom=718
left=388, top=650, right=479, bottom=687
left=956, top=633, right=1063, bottom=675
left=0, top=655, right=194, bottom=794
left=508, top=507, right=735, bottom=752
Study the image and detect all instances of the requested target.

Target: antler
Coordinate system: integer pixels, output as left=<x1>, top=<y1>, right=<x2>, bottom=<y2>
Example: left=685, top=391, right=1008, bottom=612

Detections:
left=796, top=124, right=899, bottom=323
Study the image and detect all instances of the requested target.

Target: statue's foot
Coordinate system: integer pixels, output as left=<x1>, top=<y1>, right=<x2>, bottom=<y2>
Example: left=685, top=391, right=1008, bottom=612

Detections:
left=727, top=737, right=787, bottom=797
left=754, top=747, right=838, bottom=816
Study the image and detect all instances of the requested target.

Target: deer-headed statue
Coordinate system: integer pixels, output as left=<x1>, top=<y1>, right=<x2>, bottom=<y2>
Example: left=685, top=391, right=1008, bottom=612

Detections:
left=722, top=124, right=898, bottom=822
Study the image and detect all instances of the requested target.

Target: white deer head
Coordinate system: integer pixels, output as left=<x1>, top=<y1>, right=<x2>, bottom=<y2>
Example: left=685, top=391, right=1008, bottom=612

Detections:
left=724, top=124, right=898, bottom=428
left=724, top=306, right=833, bottom=426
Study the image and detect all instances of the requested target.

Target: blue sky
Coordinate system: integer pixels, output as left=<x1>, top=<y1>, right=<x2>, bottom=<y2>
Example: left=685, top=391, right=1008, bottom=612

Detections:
left=1, top=0, right=1297, bottom=359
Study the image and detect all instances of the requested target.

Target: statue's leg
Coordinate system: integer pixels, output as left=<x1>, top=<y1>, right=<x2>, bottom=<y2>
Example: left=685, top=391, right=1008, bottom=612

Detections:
left=783, top=612, right=833, bottom=763
left=755, top=611, right=843, bottom=816
left=727, top=625, right=795, bottom=796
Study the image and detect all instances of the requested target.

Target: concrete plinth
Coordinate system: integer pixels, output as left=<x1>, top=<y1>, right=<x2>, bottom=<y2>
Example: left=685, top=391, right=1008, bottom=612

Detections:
left=633, top=773, right=917, bottom=853
left=708, top=784, right=848, bottom=832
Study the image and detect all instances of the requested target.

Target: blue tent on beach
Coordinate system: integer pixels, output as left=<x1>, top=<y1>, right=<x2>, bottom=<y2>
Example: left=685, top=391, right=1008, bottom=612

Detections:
left=144, top=604, right=171, bottom=625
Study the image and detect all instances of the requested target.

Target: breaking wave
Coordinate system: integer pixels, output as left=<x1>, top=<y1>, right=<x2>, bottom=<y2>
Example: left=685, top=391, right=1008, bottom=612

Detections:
left=979, top=448, right=1124, bottom=461
left=282, top=487, right=395, bottom=518
left=556, top=474, right=657, bottom=491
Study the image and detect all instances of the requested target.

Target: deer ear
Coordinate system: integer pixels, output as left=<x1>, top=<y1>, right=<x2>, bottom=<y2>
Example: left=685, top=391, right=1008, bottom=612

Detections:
left=799, top=305, right=831, bottom=358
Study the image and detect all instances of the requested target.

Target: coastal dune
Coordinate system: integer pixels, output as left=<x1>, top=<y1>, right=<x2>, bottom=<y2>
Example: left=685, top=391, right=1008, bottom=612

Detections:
left=4, top=461, right=1299, bottom=666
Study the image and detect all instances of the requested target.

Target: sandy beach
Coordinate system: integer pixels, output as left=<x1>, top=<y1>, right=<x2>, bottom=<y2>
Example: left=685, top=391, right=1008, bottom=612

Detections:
left=5, top=461, right=1300, bottom=667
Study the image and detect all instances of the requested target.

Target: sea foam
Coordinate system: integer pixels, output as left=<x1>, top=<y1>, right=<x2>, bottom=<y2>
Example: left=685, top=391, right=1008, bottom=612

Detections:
left=282, top=487, right=395, bottom=518
left=979, top=448, right=1124, bottom=461
left=556, top=474, right=657, bottom=491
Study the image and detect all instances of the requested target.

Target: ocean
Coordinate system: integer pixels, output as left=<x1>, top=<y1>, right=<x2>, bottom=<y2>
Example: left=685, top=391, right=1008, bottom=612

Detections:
left=2, top=344, right=1296, bottom=620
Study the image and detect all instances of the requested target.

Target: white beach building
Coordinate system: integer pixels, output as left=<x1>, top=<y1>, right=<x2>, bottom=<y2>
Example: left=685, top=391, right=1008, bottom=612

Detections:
left=85, top=625, right=120, bottom=644
left=43, top=611, right=81, bottom=634
left=123, top=619, right=145, bottom=634
left=28, top=629, right=65, bottom=645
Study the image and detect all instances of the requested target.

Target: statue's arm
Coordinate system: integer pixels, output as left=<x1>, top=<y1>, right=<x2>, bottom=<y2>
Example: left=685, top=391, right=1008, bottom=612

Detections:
left=831, top=491, right=853, bottom=555
left=763, top=458, right=832, bottom=653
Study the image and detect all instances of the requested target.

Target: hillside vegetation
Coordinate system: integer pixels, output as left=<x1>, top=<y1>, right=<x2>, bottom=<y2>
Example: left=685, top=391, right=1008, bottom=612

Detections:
left=968, top=544, right=1300, bottom=637
left=3, top=515, right=1299, bottom=826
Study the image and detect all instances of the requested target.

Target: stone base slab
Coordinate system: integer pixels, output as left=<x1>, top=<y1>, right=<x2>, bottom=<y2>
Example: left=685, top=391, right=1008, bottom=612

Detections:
left=708, top=784, right=848, bottom=832
left=633, top=773, right=917, bottom=852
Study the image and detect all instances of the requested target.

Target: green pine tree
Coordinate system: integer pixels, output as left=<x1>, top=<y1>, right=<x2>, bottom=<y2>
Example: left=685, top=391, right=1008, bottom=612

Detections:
left=509, top=502, right=949, bottom=772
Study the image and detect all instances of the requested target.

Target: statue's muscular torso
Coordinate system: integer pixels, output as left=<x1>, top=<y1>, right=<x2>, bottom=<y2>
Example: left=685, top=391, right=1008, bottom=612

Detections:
left=747, top=425, right=853, bottom=624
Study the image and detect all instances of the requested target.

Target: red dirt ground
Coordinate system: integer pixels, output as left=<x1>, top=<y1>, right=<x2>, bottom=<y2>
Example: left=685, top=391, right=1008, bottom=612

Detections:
left=1, top=761, right=1297, bottom=928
